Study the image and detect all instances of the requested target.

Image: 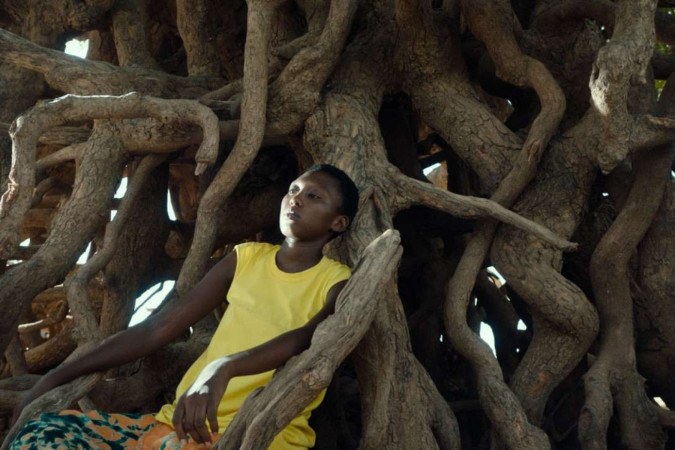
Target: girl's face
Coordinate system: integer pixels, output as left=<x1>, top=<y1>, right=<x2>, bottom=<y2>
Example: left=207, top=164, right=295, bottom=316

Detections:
left=279, top=171, right=349, bottom=243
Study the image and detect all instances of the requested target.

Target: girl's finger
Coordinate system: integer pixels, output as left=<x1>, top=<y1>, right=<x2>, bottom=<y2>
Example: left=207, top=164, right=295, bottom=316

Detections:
left=193, top=400, right=213, bottom=444
left=172, top=397, right=187, bottom=441
left=207, top=396, right=219, bottom=436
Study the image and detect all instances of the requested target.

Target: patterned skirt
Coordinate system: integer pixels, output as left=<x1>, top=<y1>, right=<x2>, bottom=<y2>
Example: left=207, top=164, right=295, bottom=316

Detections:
left=9, top=410, right=218, bottom=449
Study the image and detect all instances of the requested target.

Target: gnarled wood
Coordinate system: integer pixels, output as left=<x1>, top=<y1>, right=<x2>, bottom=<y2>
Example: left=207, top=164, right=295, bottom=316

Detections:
left=580, top=147, right=671, bottom=449
left=1, top=1, right=675, bottom=448
left=0, top=93, right=219, bottom=262
left=302, top=19, right=460, bottom=446
left=175, top=0, right=284, bottom=296
left=443, top=105, right=552, bottom=448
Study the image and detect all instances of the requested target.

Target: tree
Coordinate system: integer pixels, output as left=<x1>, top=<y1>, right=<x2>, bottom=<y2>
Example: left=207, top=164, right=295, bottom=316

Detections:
left=0, top=0, right=674, bottom=448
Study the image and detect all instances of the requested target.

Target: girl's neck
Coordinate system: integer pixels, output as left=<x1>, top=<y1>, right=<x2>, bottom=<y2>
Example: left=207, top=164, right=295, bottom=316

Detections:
left=275, top=239, right=326, bottom=273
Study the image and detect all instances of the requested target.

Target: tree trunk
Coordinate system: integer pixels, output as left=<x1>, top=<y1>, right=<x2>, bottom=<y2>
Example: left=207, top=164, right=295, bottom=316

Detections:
left=2, top=0, right=675, bottom=448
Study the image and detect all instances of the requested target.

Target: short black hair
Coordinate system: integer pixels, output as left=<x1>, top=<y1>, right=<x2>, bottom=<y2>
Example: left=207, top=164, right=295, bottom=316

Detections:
left=305, top=164, right=359, bottom=227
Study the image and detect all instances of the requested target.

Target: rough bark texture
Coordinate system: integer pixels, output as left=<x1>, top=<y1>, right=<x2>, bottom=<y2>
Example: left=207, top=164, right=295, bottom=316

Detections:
left=1, top=0, right=675, bottom=449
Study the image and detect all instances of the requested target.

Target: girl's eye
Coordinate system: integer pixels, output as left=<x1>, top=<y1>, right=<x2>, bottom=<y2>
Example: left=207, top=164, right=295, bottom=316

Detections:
left=308, top=193, right=320, bottom=199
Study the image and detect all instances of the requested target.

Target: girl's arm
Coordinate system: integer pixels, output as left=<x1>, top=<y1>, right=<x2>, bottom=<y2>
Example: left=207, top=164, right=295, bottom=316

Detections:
left=13, top=251, right=238, bottom=422
left=172, top=279, right=348, bottom=444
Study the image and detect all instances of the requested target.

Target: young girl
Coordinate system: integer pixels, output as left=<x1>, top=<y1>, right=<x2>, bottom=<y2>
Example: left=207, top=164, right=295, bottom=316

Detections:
left=10, top=164, right=359, bottom=449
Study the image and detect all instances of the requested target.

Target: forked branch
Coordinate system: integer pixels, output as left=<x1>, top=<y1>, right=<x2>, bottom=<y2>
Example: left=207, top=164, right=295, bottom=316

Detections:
left=397, top=175, right=576, bottom=251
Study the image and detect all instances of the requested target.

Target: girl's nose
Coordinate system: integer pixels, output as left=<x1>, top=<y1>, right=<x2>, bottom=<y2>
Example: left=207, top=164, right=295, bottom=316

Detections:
left=289, top=195, right=301, bottom=207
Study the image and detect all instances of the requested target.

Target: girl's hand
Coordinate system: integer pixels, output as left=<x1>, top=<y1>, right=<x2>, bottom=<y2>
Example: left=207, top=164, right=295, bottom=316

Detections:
left=172, top=358, right=232, bottom=444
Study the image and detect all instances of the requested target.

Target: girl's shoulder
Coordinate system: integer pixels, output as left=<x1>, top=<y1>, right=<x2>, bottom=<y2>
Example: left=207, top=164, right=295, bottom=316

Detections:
left=320, top=255, right=351, bottom=283
left=235, top=242, right=278, bottom=259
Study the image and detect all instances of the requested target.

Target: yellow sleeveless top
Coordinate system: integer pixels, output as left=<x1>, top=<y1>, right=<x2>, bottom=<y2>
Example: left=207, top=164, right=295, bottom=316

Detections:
left=155, top=242, right=351, bottom=449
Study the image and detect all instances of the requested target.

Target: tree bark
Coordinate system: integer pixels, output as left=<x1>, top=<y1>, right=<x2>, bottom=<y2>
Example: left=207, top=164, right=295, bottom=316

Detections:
left=1, top=0, right=675, bottom=447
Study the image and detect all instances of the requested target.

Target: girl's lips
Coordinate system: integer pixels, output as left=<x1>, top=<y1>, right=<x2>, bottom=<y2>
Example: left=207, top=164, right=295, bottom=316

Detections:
left=286, top=210, right=300, bottom=220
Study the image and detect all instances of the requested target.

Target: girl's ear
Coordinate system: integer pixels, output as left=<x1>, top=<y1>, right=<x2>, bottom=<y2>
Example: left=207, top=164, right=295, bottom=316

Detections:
left=331, top=215, right=349, bottom=234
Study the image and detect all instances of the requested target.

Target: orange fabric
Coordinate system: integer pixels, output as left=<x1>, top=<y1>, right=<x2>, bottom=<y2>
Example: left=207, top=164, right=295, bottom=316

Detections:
left=10, top=409, right=158, bottom=450
left=137, top=423, right=219, bottom=449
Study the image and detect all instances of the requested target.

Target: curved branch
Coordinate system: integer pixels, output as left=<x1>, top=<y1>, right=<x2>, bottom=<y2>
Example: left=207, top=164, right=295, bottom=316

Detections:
left=0, top=93, right=219, bottom=259
left=11, top=119, right=285, bottom=159
left=216, top=230, right=403, bottom=450
left=443, top=123, right=551, bottom=448
left=461, top=0, right=566, bottom=156
left=632, top=67, right=675, bottom=408
left=30, top=177, right=67, bottom=208
left=0, top=127, right=119, bottom=358
left=580, top=147, right=672, bottom=448
left=176, top=0, right=283, bottom=295
left=16, top=155, right=169, bottom=433
left=398, top=175, right=576, bottom=250
left=485, top=135, right=603, bottom=426
left=272, top=31, right=320, bottom=61
left=199, top=0, right=337, bottom=108
left=0, top=126, right=128, bottom=384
